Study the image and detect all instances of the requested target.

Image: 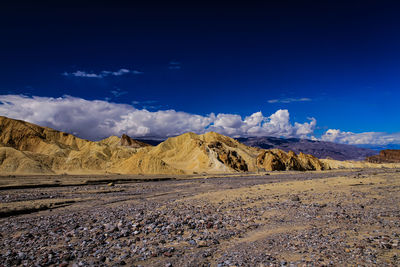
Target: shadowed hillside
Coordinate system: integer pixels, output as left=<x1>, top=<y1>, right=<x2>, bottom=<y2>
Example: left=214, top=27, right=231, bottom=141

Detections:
left=237, top=136, right=377, bottom=161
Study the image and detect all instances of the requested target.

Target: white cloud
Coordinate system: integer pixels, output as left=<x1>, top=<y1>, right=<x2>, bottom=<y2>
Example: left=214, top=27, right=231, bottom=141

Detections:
left=132, top=100, right=163, bottom=110
left=63, top=68, right=143, bottom=78
left=321, top=129, right=400, bottom=145
left=268, top=97, right=311, bottom=104
left=0, top=95, right=318, bottom=140
left=2, top=94, right=399, bottom=145
left=62, top=71, right=103, bottom=78
left=110, top=69, right=130, bottom=76
left=204, top=110, right=316, bottom=138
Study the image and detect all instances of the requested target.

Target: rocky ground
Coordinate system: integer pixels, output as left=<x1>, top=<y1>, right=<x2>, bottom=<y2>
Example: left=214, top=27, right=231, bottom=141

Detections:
left=0, top=169, right=399, bottom=266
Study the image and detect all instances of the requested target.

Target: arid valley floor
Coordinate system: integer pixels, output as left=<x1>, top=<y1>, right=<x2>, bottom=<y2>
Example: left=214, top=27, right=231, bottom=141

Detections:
left=1, top=169, right=400, bottom=266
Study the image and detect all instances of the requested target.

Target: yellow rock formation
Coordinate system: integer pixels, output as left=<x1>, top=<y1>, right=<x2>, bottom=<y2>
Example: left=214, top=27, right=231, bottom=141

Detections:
left=0, top=147, right=53, bottom=174
left=144, top=132, right=260, bottom=173
left=0, top=116, right=140, bottom=174
left=256, top=149, right=326, bottom=171
left=1, top=116, right=396, bottom=175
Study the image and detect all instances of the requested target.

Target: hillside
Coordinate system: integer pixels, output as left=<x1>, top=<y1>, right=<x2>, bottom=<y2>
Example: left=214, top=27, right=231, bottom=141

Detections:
left=0, top=116, right=149, bottom=174
left=237, top=136, right=377, bottom=161
left=0, top=116, right=336, bottom=174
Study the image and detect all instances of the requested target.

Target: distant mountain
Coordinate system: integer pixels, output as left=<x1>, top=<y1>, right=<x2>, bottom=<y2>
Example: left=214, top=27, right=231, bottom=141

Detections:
left=237, top=136, right=377, bottom=161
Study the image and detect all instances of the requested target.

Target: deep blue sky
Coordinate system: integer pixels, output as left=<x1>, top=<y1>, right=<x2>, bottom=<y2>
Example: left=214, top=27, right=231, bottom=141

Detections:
left=1, top=1, right=400, bottom=136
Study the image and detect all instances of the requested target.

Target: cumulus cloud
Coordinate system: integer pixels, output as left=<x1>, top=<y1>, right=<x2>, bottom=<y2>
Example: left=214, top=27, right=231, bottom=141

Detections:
left=0, top=95, right=318, bottom=141
left=63, top=68, right=143, bottom=78
left=268, top=97, right=311, bottom=104
left=321, top=129, right=400, bottom=145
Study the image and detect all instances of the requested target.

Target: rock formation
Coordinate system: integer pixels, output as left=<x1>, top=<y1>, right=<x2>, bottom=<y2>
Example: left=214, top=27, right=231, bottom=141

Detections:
left=256, top=149, right=326, bottom=171
left=366, top=149, right=400, bottom=163
left=120, top=134, right=151, bottom=148
left=141, top=132, right=260, bottom=174
left=0, top=116, right=148, bottom=174
left=2, top=115, right=392, bottom=175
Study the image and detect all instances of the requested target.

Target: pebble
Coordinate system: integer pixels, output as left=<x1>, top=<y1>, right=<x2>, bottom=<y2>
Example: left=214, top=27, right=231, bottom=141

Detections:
left=0, top=169, right=399, bottom=266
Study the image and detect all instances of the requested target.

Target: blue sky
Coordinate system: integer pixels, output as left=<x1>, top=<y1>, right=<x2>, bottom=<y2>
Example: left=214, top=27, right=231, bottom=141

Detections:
left=1, top=1, right=400, bottom=145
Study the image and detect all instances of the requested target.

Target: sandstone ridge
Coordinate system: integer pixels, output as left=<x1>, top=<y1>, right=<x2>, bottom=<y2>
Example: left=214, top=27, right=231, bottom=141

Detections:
left=1, top=116, right=393, bottom=175
left=257, top=149, right=325, bottom=171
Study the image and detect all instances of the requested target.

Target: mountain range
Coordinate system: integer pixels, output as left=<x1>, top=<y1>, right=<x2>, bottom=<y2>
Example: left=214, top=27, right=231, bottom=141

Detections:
left=0, top=116, right=394, bottom=175
left=137, top=136, right=378, bottom=161
left=237, top=136, right=377, bottom=161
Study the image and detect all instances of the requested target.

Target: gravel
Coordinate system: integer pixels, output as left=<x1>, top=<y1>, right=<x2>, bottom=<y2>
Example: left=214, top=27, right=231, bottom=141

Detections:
left=0, top=168, right=399, bottom=266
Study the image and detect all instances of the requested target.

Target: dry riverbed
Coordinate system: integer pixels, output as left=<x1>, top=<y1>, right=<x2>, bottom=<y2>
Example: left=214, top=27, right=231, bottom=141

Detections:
left=1, top=169, right=399, bottom=266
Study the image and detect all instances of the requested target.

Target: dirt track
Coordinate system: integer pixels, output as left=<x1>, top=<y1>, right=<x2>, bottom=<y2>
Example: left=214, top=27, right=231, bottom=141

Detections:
left=1, top=169, right=400, bottom=266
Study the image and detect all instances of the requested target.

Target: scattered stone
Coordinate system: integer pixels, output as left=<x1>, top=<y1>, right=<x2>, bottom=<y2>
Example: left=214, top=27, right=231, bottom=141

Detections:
left=197, top=241, right=208, bottom=247
left=0, top=169, right=399, bottom=266
left=291, top=195, right=301, bottom=201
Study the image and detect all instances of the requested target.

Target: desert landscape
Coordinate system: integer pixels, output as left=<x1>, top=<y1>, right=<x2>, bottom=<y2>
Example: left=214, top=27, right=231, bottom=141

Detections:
left=1, top=169, right=400, bottom=266
left=1, top=116, right=398, bottom=176
left=1, top=2, right=400, bottom=266
left=1, top=117, right=400, bottom=266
